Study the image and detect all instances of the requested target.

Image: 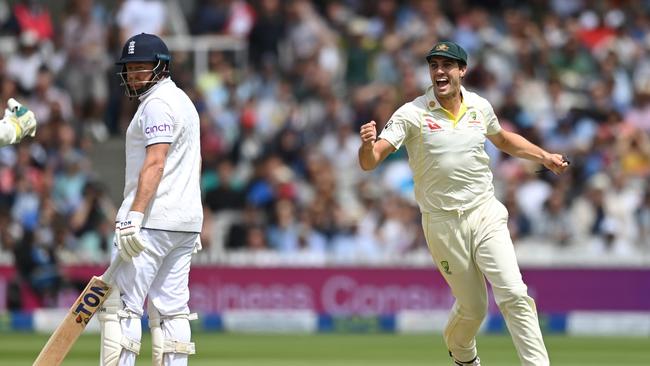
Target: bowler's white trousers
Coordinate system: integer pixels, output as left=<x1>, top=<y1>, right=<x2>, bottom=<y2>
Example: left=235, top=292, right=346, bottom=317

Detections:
left=422, top=197, right=549, bottom=366
left=111, top=228, right=198, bottom=366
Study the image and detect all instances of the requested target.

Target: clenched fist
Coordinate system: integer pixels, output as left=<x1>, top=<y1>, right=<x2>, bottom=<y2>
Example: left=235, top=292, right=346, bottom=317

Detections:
left=541, top=153, right=570, bottom=175
left=359, top=120, right=377, bottom=147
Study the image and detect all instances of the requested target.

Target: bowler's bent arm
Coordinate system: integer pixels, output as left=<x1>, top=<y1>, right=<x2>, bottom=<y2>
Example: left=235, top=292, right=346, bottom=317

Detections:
left=358, top=138, right=395, bottom=171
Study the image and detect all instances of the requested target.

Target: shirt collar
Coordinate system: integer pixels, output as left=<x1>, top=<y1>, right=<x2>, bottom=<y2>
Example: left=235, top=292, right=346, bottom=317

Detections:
left=138, top=77, right=172, bottom=101
left=425, top=85, right=468, bottom=111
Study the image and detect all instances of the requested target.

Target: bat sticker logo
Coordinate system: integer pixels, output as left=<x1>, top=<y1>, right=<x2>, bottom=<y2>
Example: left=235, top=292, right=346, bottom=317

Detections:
left=73, top=285, right=109, bottom=325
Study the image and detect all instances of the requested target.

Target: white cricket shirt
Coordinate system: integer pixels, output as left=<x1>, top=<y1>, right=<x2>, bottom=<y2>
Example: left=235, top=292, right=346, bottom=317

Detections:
left=116, top=78, right=203, bottom=232
left=378, top=86, right=501, bottom=213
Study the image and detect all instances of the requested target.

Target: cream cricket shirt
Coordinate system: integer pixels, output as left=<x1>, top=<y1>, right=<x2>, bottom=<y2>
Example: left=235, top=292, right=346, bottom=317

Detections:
left=117, top=78, right=203, bottom=232
left=378, top=86, right=501, bottom=213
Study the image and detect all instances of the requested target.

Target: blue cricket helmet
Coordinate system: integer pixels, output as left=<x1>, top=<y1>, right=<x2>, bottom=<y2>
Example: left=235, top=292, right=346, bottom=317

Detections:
left=116, top=33, right=171, bottom=98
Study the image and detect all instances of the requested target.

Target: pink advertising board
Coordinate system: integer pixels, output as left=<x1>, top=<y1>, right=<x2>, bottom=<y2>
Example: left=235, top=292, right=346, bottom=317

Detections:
left=1, top=266, right=648, bottom=314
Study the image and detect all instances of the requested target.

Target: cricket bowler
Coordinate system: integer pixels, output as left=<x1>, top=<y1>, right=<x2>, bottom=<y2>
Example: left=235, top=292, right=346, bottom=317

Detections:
left=358, top=41, right=569, bottom=365
left=0, top=98, right=37, bottom=146
left=99, top=32, right=203, bottom=366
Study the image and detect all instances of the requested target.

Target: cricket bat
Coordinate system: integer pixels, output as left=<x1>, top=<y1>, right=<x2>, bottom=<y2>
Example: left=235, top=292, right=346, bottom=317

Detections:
left=33, top=258, right=121, bottom=366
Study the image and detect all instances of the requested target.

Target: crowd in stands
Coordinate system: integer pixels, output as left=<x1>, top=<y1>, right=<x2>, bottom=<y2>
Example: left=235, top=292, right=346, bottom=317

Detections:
left=0, top=0, right=649, bottom=295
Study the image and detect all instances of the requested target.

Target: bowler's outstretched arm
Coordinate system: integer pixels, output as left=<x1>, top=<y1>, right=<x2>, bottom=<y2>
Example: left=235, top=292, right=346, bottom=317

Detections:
left=488, top=129, right=569, bottom=175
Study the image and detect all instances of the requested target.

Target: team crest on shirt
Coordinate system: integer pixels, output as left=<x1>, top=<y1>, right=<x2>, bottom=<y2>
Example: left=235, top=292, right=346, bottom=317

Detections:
left=467, top=110, right=483, bottom=129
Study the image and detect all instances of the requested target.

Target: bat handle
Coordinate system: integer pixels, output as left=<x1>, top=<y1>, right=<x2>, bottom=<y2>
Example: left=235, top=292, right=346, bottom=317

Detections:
left=101, top=257, right=122, bottom=284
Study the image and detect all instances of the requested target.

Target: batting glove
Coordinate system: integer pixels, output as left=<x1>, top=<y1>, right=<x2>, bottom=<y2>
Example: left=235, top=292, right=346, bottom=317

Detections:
left=6, top=98, right=37, bottom=141
left=117, top=211, right=146, bottom=261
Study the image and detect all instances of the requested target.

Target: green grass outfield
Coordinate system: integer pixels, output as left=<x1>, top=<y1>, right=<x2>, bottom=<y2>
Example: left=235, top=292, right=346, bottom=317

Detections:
left=0, top=333, right=647, bottom=366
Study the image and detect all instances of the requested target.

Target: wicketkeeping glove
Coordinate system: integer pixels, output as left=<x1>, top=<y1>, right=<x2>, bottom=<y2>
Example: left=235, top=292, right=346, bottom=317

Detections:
left=117, top=211, right=146, bottom=261
left=6, top=98, right=37, bottom=141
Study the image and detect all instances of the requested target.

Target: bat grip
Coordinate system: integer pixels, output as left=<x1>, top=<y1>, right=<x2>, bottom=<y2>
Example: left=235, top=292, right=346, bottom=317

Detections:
left=101, top=257, right=122, bottom=284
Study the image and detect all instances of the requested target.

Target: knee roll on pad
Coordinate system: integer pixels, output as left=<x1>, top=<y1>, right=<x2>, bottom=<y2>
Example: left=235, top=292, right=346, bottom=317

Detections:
left=98, top=289, right=142, bottom=366
left=148, top=300, right=198, bottom=366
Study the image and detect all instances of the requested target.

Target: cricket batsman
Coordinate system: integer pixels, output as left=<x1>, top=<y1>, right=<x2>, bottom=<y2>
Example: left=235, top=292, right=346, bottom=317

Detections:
left=99, top=33, right=202, bottom=366
left=358, top=41, right=569, bottom=365
left=0, top=98, right=37, bottom=146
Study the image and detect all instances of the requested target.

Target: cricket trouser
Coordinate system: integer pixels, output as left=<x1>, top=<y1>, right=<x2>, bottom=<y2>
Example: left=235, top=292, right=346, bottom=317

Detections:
left=422, top=197, right=549, bottom=366
left=110, top=228, right=198, bottom=366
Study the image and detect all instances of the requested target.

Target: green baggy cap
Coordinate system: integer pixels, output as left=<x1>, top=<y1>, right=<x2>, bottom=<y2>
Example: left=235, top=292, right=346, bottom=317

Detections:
left=425, top=41, right=468, bottom=65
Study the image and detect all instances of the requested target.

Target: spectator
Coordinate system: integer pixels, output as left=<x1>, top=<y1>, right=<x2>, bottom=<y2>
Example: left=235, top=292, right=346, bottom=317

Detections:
left=62, top=0, right=110, bottom=140
left=536, top=192, right=573, bottom=246
left=51, top=149, right=90, bottom=216
left=243, top=224, right=268, bottom=251
left=11, top=0, right=53, bottom=41
left=68, top=181, right=116, bottom=261
left=224, top=0, right=255, bottom=38
left=27, top=66, right=74, bottom=125
left=603, top=171, right=643, bottom=246
left=344, top=18, right=374, bottom=86
left=267, top=198, right=300, bottom=252
left=116, top=0, right=166, bottom=43
left=204, top=159, right=246, bottom=212
left=224, top=204, right=265, bottom=251
left=617, top=127, right=650, bottom=177
left=570, top=173, right=609, bottom=242
left=248, top=0, right=285, bottom=69
left=12, top=230, right=62, bottom=308
left=5, top=30, right=45, bottom=94
left=190, top=0, right=231, bottom=35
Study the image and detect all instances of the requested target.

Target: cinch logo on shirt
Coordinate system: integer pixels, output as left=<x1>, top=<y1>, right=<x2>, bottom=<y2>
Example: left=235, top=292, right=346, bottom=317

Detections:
left=145, top=123, right=172, bottom=135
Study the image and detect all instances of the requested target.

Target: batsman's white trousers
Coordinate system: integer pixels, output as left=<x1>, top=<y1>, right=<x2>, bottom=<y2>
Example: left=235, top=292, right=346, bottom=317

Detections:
left=112, top=228, right=197, bottom=316
left=422, top=197, right=549, bottom=366
left=110, top=228, right=198, bottom=366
